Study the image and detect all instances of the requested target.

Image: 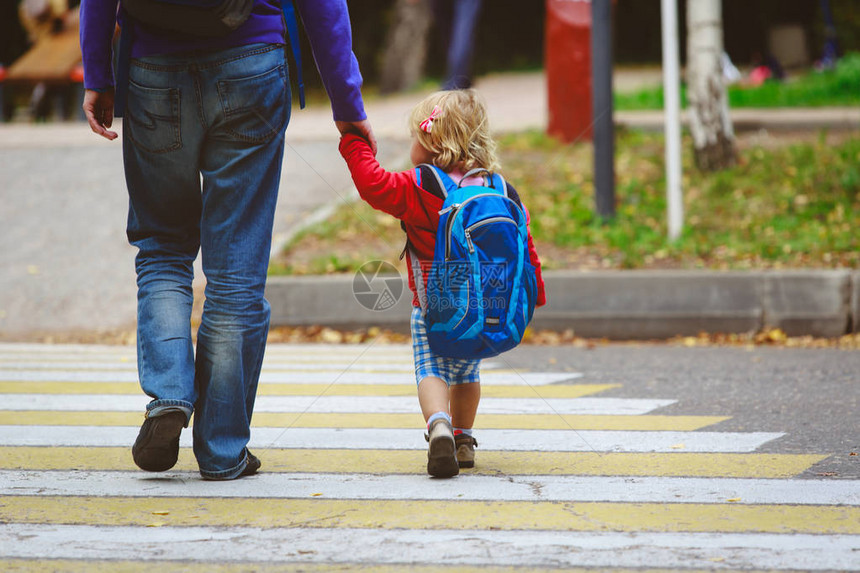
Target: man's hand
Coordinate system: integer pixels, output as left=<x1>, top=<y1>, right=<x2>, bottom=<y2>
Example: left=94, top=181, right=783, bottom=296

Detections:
left=83, top=89, right=118, bottom=141
left=335, top=119, right=377, bottom=156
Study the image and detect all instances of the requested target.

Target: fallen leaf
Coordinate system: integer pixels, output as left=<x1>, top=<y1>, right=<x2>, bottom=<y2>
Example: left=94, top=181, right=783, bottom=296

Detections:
left=726, top=498, right=741, bottom=502
left=151, top=510, right=170, bottom=515
left=311, top=493, right=323, bottom=497
left=850, top=452, right=857, bottom=456
left=147, top=522, right=165, bottom=527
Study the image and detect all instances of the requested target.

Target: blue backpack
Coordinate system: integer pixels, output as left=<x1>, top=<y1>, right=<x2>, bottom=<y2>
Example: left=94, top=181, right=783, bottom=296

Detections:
left=419, top=165, right=538, bottom=360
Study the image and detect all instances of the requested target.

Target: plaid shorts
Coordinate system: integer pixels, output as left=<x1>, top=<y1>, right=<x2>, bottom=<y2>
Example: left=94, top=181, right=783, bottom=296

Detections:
left=411, top=307, right=481, bottom=387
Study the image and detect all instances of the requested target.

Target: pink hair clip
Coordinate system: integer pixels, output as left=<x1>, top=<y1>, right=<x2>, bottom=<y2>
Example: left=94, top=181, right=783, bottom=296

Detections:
left=419, top=105, right=442, bottom=134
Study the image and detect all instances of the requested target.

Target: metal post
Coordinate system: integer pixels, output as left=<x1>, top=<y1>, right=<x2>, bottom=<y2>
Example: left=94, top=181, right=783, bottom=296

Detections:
left=661, top=0, right=683, bottom=240
left=591, top=0, right=615, bottom=220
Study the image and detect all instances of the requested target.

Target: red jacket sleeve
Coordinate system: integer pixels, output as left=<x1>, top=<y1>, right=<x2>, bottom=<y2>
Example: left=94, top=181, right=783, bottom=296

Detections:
left=524, top=207, right=547, bottom=307
left=338, top=133, right=439, bottom=229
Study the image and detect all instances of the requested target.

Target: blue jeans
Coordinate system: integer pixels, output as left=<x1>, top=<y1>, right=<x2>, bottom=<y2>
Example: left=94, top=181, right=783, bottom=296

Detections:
left=433, top=0, right=483, bottom=90
left=123, top=43, right=290, bottom=479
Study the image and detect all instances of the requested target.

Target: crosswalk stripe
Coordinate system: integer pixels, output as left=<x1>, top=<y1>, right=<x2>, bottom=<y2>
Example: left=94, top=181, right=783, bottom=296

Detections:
left=0, top=370, right=581, bottom=385
left=0, top=561, right=623, bottom=573
left=0, top=343, right=414, bottom=356
left=3, top=496, right=859, bottom=533
left=0, top=394, right=676, bottom=414
left=0, top=356, right=424, bottom=367
left=4, top=525, right=858, bottom=571
left=0, top=361, right=421, bottom=371
left=0, top=447, right=825, bottom=477
left=0, top=381, right=615, bottom=398
left=5, top=471, right=857, bottom=505
left=0, top=426, right=785, bottom=452
left=0, top=342, right=847, bottom=571
left=0, top=411, right=730, bottom=431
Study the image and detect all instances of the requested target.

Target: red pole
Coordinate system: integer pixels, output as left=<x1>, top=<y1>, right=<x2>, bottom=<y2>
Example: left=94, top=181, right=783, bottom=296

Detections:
left=546, top=0, right=593, bottom=143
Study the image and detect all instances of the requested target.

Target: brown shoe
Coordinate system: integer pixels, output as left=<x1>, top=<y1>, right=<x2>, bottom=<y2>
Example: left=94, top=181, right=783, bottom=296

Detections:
left=132, top=410, right=186, bottom=472
left=425, top=418, right=459, bottom=478
left=455, top=433, right=478, bottom=468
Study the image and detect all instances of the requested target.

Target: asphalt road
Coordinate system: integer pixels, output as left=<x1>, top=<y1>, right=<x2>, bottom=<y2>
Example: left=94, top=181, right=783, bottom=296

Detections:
left=504, top=343, right=860, bottom=479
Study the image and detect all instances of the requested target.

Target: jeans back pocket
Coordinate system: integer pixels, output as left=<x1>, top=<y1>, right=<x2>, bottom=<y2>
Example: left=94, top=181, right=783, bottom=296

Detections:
left=126, top=79, right=182, bottom=154
left=216, top=64, right=289, bottom=144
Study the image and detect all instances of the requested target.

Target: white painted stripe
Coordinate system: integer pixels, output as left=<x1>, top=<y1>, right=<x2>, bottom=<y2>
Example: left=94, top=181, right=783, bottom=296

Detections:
left=0, top=370, right=581, bottom=385
left=0, top=343, right=413, bottom=355
left=0, top=395, right=673, bottom=415
left=3, top=471, right=856, bottom=505
left=2, top=525, right=858, bottom=570
left=2, top=362, right=415, bottom=371
left=0, top=426, right=783, bottom=452
left=0, top=360, right=507, bottom=371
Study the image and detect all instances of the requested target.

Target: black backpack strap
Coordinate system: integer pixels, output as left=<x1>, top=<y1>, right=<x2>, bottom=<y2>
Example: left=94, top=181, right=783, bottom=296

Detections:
left=416, top=164, right=456, bottom=199
left=114, top=8, right=133, bottom=117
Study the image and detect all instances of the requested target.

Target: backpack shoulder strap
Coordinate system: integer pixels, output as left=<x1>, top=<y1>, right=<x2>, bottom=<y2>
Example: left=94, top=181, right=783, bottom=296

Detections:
left=282, top=0, right=305, bottom=109
left=416, top=164, right=457, bottom=199
left=113, top=8, right=133, bottom=117
left=492, top=173, right=508, bottom=197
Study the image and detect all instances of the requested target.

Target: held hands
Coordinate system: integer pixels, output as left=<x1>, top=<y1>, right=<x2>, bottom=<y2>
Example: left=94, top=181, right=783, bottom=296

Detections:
left=83, top=89, right=118, bottom=141
left=335, top=119, right=377, bottom=156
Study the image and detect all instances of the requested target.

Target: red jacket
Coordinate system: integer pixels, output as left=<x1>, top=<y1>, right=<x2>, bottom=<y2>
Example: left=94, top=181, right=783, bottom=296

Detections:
left=339, top=133, right=546, bottom=308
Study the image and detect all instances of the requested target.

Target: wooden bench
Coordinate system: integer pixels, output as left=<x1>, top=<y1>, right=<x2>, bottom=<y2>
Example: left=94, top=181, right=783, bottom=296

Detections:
left=2, top=27, right=85, bottom=121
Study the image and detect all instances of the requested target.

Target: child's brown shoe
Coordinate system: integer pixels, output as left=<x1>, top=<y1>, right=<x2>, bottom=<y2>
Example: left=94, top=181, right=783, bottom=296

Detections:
left=455, top=433, right=478, bottom=468
left=425, top=418, right=459, bottom=478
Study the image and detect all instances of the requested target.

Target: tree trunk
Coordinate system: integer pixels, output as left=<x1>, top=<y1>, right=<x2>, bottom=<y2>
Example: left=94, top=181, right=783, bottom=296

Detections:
left=686, top=0, right=737, bottom=171
left=379, top=0, right=432, bottom=95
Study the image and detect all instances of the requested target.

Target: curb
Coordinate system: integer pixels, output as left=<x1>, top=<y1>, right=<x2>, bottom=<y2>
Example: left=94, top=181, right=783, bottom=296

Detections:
left=266, top=270, right=857, bottom=340
left=614, top=107, right=860, bottom=133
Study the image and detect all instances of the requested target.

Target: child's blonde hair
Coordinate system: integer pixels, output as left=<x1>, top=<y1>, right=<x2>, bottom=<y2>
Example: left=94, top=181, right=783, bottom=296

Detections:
left=409, top=89, right=500, bottom=173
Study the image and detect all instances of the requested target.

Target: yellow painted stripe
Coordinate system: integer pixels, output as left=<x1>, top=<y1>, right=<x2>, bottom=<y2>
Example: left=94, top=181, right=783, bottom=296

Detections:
left=0, top=411, right=728, bottom=431
left=3, top=496, right=858, bottom=534
left=0, top=381, right=615, bottom=398
left=0, top=561, right=781, bottom=573
left=0, top=447, right=826, bottom=478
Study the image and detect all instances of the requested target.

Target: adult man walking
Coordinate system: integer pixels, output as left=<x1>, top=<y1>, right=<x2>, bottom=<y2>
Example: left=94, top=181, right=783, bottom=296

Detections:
left=80, top=0, right=375, bottom=480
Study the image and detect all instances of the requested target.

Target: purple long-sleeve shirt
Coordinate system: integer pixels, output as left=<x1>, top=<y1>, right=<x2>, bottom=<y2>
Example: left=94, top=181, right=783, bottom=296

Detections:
left=79, top=0, right=366, bottom=121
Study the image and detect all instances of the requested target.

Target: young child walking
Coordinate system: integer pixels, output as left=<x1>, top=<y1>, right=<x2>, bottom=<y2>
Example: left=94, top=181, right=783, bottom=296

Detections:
left=339, top=89, right=546, bottom=478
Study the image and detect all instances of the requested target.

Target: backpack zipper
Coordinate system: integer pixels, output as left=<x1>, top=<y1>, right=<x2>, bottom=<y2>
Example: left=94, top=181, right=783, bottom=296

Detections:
left=452, top=277, right=470, bottom=331
left=445, top=193, right=524, bottom=259
left=464, top=216, right=517, bottom=253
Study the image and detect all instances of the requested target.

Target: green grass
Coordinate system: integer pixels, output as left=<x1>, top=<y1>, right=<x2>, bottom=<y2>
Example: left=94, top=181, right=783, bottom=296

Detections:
left=271, top=130, right=860, bottom=274
left=499, top=130, right=860, bottom=270
left=615, top=52, right=860, bottom=110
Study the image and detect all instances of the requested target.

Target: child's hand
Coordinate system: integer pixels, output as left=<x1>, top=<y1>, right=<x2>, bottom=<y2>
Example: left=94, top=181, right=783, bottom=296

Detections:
left=336, top=119, right=378, bottom=156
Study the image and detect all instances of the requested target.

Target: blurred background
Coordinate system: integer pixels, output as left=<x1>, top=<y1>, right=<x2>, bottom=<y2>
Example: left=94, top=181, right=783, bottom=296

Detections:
left=1, top=0, right=859, bottom=121
left=1, top=0, right=858, bottom=342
